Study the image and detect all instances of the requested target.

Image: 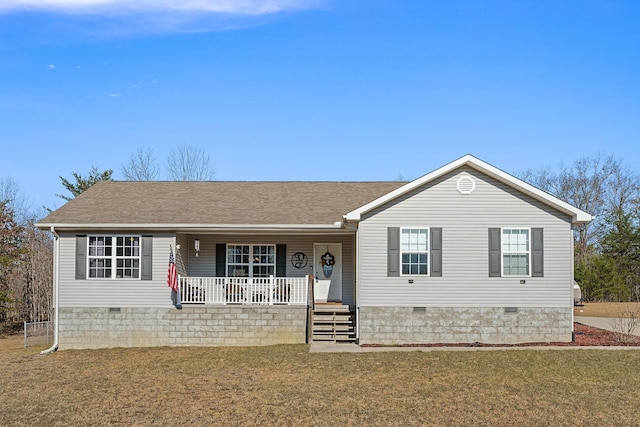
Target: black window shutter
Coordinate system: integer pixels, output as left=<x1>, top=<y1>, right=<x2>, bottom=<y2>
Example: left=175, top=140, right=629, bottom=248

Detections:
left=488, top=228, right=501, bottom=277
left=75, top=235, right=87, bottom=280
left=276, top=244, right=287, bottom=277
left=531, top=228, right=544, bottom=277
left=141, top=236, right=153, bottom=280
left=388, top=227, right=400, bottom=277
left=216, top=243, right=226, bottom=277
left=430, top=228, right=442, bottom=277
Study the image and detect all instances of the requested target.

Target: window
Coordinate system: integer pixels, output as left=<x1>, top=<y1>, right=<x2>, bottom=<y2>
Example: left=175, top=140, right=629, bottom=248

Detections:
left=88, top=236, right=140, bottom=279
left=502, top=228, right=530, bottom=276
left=401, top=228, right=429, bottom=275
left=227, top=244, right=275, bottom=277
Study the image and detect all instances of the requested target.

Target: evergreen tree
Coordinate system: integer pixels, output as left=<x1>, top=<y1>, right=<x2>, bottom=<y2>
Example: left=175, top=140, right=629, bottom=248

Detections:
left=56, top=166, right=113, bottom=202
left=600, top=208, right=640, bottom=301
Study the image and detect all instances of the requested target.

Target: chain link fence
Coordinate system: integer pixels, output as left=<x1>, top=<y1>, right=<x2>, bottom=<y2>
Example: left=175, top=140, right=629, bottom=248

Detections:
left=23, top=321, right=53, bottom=348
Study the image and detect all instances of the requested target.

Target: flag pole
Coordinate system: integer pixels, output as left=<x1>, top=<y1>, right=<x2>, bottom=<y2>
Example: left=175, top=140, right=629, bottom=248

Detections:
left=175, top=244, right=182, bottom=309
left=168, top=244, right=182, bottom=309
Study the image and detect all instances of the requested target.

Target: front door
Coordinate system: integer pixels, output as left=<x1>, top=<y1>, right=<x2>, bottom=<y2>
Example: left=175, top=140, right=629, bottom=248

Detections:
left=313, top=243, right=342, bottom=302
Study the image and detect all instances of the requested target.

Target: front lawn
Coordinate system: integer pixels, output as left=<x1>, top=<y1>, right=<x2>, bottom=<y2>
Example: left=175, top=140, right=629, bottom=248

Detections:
left=1, top=336, right=639, bottom=426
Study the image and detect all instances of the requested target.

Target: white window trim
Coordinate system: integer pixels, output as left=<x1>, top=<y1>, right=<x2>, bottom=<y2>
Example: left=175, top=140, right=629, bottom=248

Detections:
left=226, top=243, right=276, bottom=278
left=399, top=227, right=430, bottom=277
left=87, top=235, right=142, bottom=280
left=500, top=227, right=531, bottom=277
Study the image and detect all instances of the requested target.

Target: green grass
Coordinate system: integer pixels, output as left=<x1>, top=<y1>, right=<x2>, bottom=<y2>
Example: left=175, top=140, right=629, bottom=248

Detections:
left=2, top=336, right=640, bottom=426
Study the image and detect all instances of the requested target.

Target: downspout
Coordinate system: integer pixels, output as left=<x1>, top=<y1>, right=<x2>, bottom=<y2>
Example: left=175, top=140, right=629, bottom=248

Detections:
left=41, top=226, right=59, bottom=354
left=354, top=222, right=361, bottom=343
left=570, top=224, right=576, bottom=342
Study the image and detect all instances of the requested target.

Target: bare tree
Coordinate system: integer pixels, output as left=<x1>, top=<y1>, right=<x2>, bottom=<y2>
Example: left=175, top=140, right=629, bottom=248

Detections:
left=21, top=222, right=53, bottom=324
left=0, top=202, right=25, bottom=332
left=166, top=144, right=215, bottom=181
left=0, top=176, right=33, bottom=224
left=121, top=147, right=160, bottom=181
left=517, top=153, right=636, bottom=263
left=606, top=162, right=640, bottom=221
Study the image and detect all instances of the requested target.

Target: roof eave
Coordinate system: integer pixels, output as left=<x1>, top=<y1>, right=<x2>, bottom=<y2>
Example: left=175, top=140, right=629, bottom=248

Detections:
left=35, top=222, right=346, bottom=233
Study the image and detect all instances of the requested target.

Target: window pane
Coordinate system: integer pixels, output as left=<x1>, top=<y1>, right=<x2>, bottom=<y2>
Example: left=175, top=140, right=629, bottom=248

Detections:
left=504, top=254, right=529, bottom=275
left=503, top=229, right=529, bottom=252
left=401, top=250, right=428, bottom=276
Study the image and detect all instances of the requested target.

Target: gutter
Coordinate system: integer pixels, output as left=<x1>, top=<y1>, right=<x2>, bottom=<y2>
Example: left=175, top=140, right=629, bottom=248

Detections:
left=34, top=223, right=348, bottom=233
left=40, top=226, right=59, bottom=354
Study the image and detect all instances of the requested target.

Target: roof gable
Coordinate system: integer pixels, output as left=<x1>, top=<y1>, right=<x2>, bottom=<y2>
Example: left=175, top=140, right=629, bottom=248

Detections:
left=344, top=154, right=593, bottom=225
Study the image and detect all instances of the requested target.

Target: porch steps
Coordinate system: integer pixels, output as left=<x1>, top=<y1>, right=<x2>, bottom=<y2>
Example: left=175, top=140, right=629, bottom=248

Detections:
left=312, top=304, right=356, bottom=343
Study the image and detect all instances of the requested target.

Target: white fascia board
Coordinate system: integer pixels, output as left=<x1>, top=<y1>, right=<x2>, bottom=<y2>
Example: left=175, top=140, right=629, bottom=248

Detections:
left=345, top=154, right=593, bottom=225
left=467, top=157, right=593, bottom=224
left=34, top=223, right=346, bottom=232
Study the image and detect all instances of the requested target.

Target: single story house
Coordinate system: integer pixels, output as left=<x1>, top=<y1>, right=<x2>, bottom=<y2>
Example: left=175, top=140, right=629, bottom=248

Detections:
left=37, top=154, right=592, bottom=350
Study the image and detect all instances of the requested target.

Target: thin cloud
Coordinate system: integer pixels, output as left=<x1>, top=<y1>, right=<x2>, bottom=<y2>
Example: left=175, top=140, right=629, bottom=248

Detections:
left=48, top=64, right=56, bottom=69
left=0, top=0, right=324, bottom=36
left=0, top=1, right=320, bottom=16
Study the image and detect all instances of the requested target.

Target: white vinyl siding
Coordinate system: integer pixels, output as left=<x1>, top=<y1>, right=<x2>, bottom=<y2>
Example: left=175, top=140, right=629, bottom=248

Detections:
left=58, top=233, right=356, bottom=308
left=358, top=166, right=574, bottom=308
left=58, top=233, right=176, bottom=308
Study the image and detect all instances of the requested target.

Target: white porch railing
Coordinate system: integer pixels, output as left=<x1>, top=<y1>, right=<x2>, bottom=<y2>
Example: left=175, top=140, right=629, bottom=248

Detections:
left=178, top=275, right=309, bottom=306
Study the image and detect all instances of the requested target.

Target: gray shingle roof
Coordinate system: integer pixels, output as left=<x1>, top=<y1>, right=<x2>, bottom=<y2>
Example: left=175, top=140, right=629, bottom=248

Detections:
left=38, top=181, right=405, bottom=227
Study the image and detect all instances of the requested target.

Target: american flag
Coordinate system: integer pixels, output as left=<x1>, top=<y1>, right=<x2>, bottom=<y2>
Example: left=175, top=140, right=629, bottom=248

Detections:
left=168, top=246, right=178, bottom=292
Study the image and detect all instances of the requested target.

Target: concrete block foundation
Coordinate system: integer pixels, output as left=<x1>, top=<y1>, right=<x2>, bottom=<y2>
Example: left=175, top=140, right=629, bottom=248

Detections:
left=58, top=306, right=308, bottom=349
left=358, top=306, right=573, bottom=345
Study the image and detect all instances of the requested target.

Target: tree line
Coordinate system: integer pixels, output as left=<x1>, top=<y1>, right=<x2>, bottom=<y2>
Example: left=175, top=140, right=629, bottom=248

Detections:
left=518, top=153, right=640, bottom=302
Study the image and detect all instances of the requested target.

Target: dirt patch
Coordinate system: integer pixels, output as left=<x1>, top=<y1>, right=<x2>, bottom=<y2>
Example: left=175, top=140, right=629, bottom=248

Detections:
left=572, top=322, right=640, bottom=346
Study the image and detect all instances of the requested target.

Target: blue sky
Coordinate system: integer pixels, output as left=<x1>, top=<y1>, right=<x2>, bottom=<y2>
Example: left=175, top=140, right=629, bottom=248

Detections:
left=1, top=0, right=639, bottom=213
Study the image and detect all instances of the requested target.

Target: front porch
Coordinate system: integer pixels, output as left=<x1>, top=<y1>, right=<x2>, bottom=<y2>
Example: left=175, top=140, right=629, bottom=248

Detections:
left=177, top=275, right=357, bottom=344
left=178, top=275, right=311, bottom=305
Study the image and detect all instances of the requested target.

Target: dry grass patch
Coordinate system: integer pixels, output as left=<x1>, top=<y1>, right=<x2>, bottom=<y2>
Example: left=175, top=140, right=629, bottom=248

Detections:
left=2, top=336, right=640, bottom=426
left=576, top=302, right=640, bottom=317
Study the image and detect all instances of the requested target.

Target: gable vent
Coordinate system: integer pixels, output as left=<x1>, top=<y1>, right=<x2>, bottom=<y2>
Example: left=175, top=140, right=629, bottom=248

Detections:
left=456, top=175, right=476, bottom=195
